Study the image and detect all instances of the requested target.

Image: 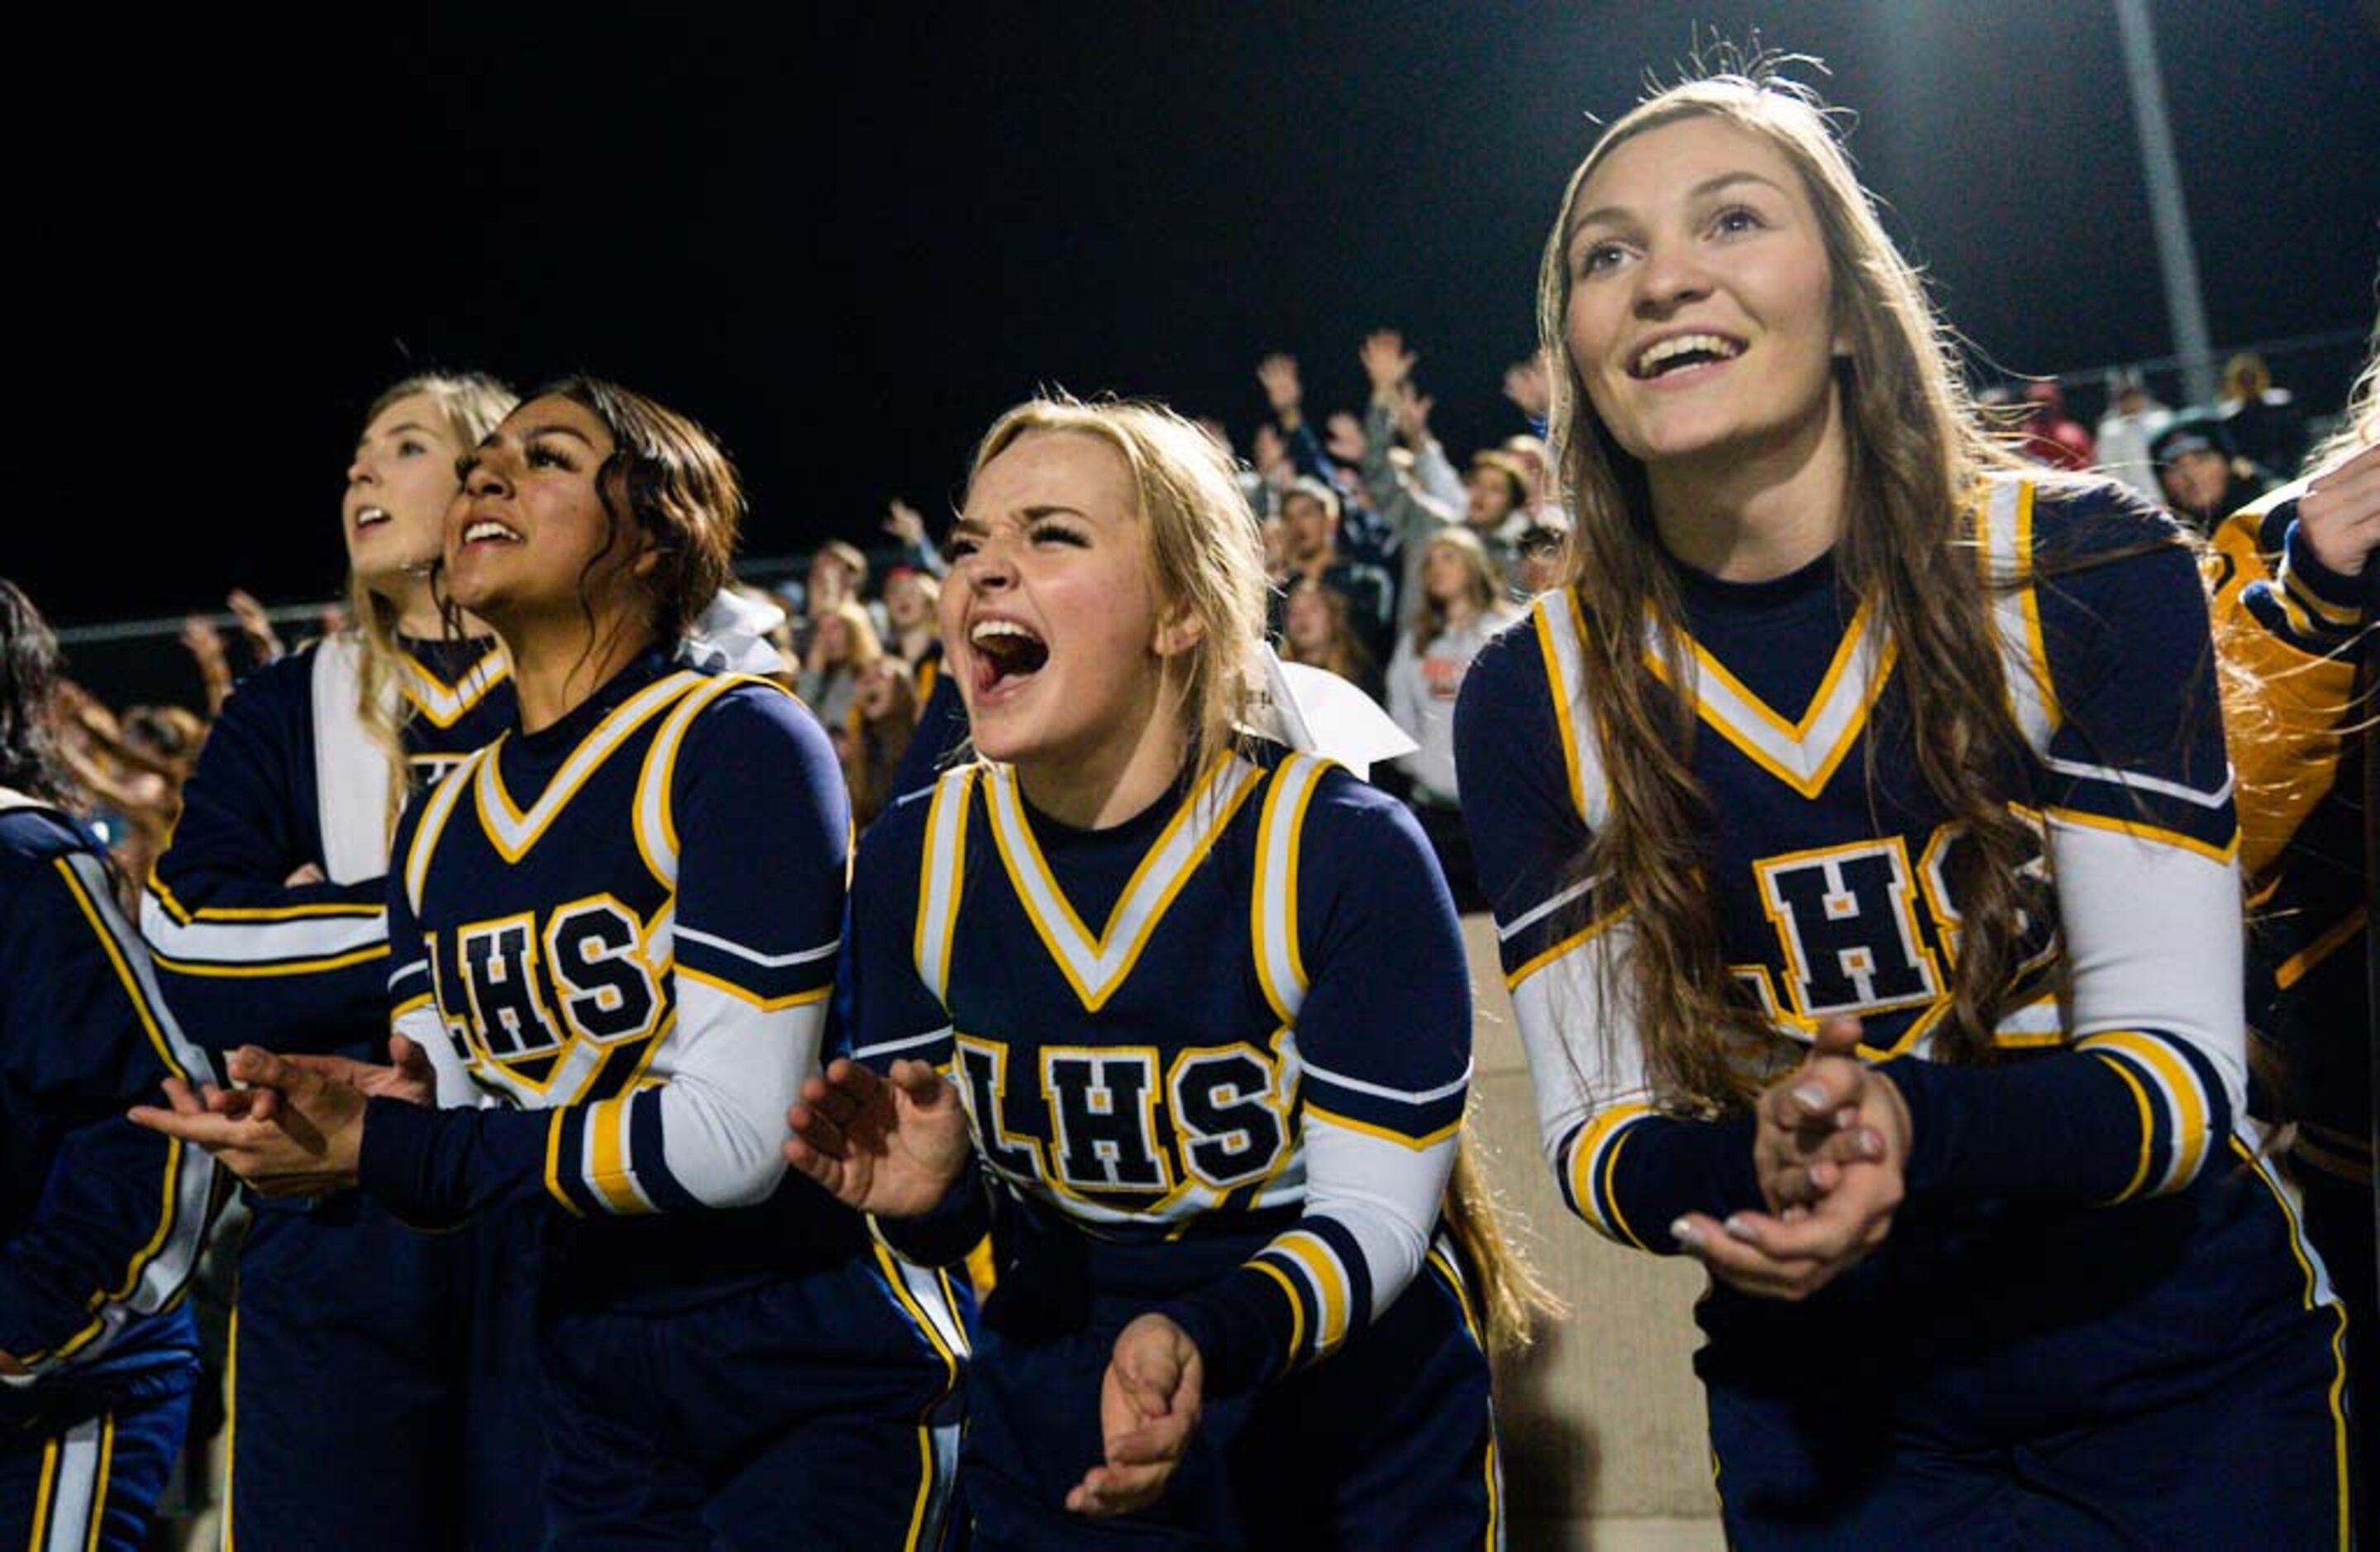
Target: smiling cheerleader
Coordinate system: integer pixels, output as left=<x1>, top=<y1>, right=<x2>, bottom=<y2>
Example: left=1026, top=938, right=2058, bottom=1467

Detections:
left=1455, top=58, right=2356, bottom=1546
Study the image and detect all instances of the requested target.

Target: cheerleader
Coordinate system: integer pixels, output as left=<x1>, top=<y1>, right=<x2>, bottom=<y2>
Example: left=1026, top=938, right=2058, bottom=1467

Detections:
left=1, top=578, right=222, bottom=1550
left=136, top=371, right=546, bottom=1549
left=135, top=378, right=964, bottom=1547
left=1454, top=59, right=2354, bottom=1546
left=787, top=396, right=1529, bottom=1548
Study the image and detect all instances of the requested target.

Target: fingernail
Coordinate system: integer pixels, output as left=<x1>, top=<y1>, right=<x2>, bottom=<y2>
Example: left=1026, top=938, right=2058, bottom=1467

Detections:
left=1723, top=1216, right=1758, bottom=1243
left=1791, top=1083, right=1829, bottom=1113
left=1669, top=1217, right=1704, bottom=1252
left=1859, top=1129, right=1883, bottom=1158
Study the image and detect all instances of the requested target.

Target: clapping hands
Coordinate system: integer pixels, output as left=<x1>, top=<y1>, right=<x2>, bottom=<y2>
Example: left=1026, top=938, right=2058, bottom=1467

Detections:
left=1670, top=1016, right=1910, bottom=1301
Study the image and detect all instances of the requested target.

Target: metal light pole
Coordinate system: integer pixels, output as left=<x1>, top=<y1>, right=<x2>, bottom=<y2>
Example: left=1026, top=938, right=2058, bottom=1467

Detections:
left=2111, top=0, right=2220, bottom=406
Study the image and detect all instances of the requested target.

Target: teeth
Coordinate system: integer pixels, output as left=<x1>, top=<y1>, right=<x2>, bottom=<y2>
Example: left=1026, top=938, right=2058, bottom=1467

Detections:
left=971, top=619, right=1039, bottom=645
left=355, top=507, right=390, bottom=526
left=1634, top=333, right=1742, bottom=376
left=464, top=521, right=518, bottom=544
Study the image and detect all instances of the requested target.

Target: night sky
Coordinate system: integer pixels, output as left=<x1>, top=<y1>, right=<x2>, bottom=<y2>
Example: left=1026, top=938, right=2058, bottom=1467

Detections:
left=17, top=2, right=2380, bottom=696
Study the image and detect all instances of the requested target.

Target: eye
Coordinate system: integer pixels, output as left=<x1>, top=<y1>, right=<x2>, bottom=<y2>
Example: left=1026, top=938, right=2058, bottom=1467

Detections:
left=945, top=532, right=981, bottom=560
left=1029, top=520, right=1087, bottom=547
left=1711, top=204, right=1767, bottom=237
left=1574, top=239, right=1630, bottom=279
left=397, top=438, right=429, bottom=458
left=526, top=444, right=575, bottom=471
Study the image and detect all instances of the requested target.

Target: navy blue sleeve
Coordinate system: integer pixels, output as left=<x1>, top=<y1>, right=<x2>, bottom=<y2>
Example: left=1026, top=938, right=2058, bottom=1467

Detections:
left=1, top=821, right=220, bottom=1369
left=840, top=784, right=990, bottom=1266
left=141, top=649, right=391, bottom=1057
left=1160, top=766, right=1473, bottom=1397
left=1453, top=610, right=1763, bottom=1253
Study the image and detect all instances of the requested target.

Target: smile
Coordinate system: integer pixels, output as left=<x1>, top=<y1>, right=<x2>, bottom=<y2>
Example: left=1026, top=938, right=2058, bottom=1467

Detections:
left=1630, top=333, right=1745, bottom=379
left=461, top=519, right=522, bottom=545
left=354, top=507, right=391, bottom=530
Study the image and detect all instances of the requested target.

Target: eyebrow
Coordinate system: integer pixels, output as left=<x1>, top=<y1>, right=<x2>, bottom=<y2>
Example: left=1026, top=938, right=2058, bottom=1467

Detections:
left=1567, top=170, right=1790, bottom=241
left=514, top=424, right=600, bottom=446
left=358, top=420, right=438, bottom=445
left=476, top=423, right=602, bottom=452
left=953, top=503, right=1093, bottom=531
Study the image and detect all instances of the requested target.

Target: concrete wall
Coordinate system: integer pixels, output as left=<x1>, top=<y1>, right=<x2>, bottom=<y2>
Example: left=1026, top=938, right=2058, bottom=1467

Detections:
left=1456, top=915, right=1724, bottom=1549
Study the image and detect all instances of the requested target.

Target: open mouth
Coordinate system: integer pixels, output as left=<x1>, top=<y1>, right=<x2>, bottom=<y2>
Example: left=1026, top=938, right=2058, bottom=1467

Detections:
left=1630, top=333, right=1744, bottom=379
left=461, top=519, right=522, bottom=547
left=970, top=617, right=1048, bottom=691
left=354, top=506, right=392, bottom=531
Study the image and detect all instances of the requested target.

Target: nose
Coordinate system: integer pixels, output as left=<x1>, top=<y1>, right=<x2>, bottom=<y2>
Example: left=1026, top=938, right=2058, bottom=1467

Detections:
left=1633, top=239, right=1711, bottom=316
left=958, top=537, right=1016, bottom=593
left=346, top=450, right=376, bottom=486
left=464, top=455, right=512, bottom=499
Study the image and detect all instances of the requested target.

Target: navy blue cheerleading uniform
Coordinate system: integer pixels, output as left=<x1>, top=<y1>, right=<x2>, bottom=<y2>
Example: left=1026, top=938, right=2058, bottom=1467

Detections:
left=851, top=745, right=1500, bottom=1550
left=141, top=633, right=546, bottom=1550
left=358, top=649, right=966, bottom=1549
left=1457, top=474, right=2355, bottom=1547
left=2210, top=479, right=2378, bottom=1535
left=2, top=796, right=223, bottom=1551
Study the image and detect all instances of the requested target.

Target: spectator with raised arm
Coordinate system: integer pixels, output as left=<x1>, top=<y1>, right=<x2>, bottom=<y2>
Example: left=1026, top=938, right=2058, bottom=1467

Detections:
left=1352, top=330, right=1466, bottom=622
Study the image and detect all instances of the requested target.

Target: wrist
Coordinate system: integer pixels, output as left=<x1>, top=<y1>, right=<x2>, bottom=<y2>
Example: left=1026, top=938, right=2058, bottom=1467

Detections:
left=2286, top=515, right=2368, bottom=591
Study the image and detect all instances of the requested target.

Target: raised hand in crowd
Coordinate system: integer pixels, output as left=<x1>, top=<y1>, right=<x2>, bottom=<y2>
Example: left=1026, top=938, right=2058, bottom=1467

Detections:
left=226, top=588, right=284, bottom=665
left=1391, top=379, right=1438, bottom=446
left=881, top=497, right=928, bottom=552
left=1361, top=328, right=1418, bottom=406
left=1502, top=353, right=1552, bottom=424
left=880, top=496, right=947, bottom=578
left=1255, top=351, right=1304, bottom=430
left=179, top=612, right=233, bottom=714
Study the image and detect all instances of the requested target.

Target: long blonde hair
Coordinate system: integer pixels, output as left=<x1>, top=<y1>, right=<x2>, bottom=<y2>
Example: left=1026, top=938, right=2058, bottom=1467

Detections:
left=1537, top=60, right=2044, bottom=1111
left=344, top=372, right=517, bottom=840
left=2297, top=314, right=2378, bottom=481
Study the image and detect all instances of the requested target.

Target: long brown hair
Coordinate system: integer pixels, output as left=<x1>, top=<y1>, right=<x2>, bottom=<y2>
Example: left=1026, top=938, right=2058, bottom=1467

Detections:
left=1537, top=60, right=2042, bottom=1112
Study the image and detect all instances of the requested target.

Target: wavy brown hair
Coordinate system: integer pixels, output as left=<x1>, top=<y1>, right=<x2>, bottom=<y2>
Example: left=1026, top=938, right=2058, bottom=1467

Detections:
left=1537, top=61, right=2044, bottom=1112
left=0, top=578, right=69, bottom=803
left=538, top=376, right=745, bottom=650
